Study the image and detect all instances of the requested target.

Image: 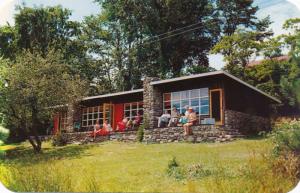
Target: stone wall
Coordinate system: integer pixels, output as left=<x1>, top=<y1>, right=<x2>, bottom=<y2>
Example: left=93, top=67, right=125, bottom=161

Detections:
left=144, top=125, right=243, bottom=143
left=224, top=109, right=271, bottom=135
left=143, top=77, right=163, bottom=128
left=51, top=131, right=137, bottom=144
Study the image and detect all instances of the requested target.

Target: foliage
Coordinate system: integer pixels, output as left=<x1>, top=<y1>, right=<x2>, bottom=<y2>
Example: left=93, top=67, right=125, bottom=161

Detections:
left=211, top=17, right=274, bottom=77
left=0, top=126, right=9, bottom=145
left=205, top=151, right=298, bottom=193
left=82, top=0, right=262, bottom=91
left=0, top=50, right=88, bottom=152
left=270, top=120, right=300, bottom=155
left=136, top=124, right=144, bottom=143
left=166, top=156, right=184, bottom=180
left=166, top=157, right=212, bottom=181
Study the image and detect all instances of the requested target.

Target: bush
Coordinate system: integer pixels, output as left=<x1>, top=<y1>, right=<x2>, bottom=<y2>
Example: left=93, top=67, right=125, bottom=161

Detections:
left=186, top=163, right=212, bottom=179
left=137, top=124, right=144, bottom=142
left=52, top=133, right=68, bottom=146
left=166, top=157, right=185, bottom=180
left=270, top=120, right=300, bottom=155
left=166, top=157, right=212, bottom=181
left=0, top=126, right=9, bottom=145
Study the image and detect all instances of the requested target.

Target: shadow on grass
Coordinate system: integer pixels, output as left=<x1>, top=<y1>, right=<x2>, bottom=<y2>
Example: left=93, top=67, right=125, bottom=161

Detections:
left=244, top=135, right=268, bottom=140
left=3, top=144, right=95, bottom=165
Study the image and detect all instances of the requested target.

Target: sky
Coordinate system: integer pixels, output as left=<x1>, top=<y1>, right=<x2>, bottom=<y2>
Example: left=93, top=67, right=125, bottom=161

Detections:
left=0, top=0, right=300, bottom=69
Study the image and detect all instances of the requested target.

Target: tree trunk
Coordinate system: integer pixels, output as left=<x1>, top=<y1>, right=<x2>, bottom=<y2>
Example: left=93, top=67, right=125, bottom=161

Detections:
left=29, top=105, right=42, bottom=153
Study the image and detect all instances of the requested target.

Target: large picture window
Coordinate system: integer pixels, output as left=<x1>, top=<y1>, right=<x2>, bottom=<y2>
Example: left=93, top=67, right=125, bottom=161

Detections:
left=124, top=102, right=143, bottom=120
left=163, top=88, right=209, bottom=115
left=81, top=106, right=104, bottom=128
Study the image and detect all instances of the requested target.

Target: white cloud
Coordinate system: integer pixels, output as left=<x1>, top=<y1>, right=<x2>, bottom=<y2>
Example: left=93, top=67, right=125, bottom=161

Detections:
left=287, top=0, right=300, bottom=10
left=0, top=0, right=18, bottom=25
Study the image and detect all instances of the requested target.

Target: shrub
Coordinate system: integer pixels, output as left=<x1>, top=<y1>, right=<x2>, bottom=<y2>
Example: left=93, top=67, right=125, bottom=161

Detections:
left=0, top=126, right=9, bottom=145
left=166, top=157, right=185, bottom=180
left=137, top=124, right=144, bottom=142
left=52, top=133, right=68, bottom=146
left=186, top=163, right=212, bottom=179
left=270, top=120, right=300, bottom=155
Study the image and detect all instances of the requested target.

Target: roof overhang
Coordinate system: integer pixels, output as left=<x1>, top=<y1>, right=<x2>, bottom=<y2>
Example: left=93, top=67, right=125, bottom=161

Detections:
left=82, top=89, right=144, bottom=101
left=150, top=70, right=281, bottom=104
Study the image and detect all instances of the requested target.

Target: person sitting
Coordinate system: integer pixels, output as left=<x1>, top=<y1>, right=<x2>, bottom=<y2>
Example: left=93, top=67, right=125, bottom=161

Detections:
left=178, top=113, right=188, bottom=126
left=116, top=117, right=128, bottom=132
left=168, top=107, right=180, bottom=127
left=158, top=110, right=171, bottom=127
left=102, top=119, right=112, bottom=132
left=133, top=113, right=142, bottom=128
left=183, top=107, right=197, bottom=136
left=92, top=119, right=101, bottom=139
left=184, top=105, right=190, bottom=117
left=126, top=119, right=133, bottom=130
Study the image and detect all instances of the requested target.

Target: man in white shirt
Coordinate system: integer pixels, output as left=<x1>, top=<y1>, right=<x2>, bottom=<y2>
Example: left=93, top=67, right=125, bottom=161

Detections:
left=158, top=110, right=171, bottom=127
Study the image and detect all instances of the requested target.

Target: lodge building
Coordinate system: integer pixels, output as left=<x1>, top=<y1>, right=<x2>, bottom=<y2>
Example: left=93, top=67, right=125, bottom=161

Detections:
left=53, top=71, right=280, bottom=143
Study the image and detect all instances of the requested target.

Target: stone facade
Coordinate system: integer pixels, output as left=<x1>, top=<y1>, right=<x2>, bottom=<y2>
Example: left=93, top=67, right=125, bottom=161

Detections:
left=144, top=125, right=243, bottom=143
left=224, top=110, right=270, bottom=135
left=143, top=77, right=163, bottom=129
left=42, top=131, right=138, bottom=144
left=65, top=103, right=82, bottom=133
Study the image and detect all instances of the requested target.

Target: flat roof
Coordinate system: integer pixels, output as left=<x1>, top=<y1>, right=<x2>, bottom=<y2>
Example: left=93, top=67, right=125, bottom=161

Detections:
left=82, top=89, right=144, bottom=101
left=150, top=70, right=281, bottom=103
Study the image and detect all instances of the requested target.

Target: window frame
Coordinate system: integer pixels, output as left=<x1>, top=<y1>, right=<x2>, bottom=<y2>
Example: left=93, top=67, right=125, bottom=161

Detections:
left=163, top=88, right=210, bottom=116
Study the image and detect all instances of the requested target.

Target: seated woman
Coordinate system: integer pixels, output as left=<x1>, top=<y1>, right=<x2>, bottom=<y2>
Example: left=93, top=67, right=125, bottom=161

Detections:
left=92, top=119, right=111, bottom=138
left=178, top=113, right=188, bottom=126
left=116, top=117, right=128, bottom=132
left=101, top=119, right=112, bottom=134
left=183, top=107, right=197, bottom=136
left=168, top=107, right=180, bottom=127
left=91, top=119, right=101, bottom=139
left=126, top=119, right=133, bottom=130
left=132, top=113, right=142, bottom=128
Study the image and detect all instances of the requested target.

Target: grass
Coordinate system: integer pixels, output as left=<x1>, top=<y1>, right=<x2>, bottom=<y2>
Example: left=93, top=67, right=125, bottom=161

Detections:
left=0, top=139, right=297, bottom=192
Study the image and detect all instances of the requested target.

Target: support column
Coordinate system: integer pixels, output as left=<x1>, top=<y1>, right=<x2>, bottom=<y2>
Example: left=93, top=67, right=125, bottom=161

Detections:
left=143, top=77, right=163, bottom=129
left=65, top=103, right=81, bottom=133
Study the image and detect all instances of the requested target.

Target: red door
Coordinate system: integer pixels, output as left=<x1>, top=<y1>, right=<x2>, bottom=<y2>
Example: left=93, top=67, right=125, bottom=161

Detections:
left=113, top=104, right=124, bottom=130
left=53, top=114, right=59, bottom=135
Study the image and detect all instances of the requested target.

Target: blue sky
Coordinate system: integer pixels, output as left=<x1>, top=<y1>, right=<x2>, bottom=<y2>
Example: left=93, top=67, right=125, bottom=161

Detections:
left=1, top=0, right=300, bottom=69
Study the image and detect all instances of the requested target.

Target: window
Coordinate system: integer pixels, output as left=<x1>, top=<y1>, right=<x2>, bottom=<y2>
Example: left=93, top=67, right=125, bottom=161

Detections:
left=81, top=106, right=104, bottom=128
left=163, top=88, right=210, bottom=116
left=124, top=101, right=143, bottom=120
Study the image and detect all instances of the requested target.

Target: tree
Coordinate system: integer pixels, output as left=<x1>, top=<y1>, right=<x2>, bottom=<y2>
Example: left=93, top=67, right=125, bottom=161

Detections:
left=90, top=0, right=262, bottom=90
left=0, top=50, right=88, bottom=152
left=211, top=17, right=274, bottom=77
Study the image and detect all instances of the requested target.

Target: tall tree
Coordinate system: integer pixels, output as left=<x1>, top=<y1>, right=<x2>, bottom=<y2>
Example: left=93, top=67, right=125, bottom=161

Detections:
left=89, top=0, right=262, bottom=90
left=211, top=17, right=274, bottom=77
left=0, top=50, right=88, bottom=152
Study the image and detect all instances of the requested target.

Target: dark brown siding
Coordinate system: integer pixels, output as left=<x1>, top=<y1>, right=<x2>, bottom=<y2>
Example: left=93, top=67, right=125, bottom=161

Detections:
left=80, top=92, right=143, bottom=107
left=223, top=77, right=272, bottom=117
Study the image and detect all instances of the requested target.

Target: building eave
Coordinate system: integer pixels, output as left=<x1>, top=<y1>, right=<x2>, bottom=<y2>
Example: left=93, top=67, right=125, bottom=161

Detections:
left=82, top=89, right=144, bottom=101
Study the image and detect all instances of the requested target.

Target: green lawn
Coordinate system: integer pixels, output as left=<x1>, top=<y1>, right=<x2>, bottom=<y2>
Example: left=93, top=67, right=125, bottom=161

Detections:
left=0, top=139, right=295, bottom=192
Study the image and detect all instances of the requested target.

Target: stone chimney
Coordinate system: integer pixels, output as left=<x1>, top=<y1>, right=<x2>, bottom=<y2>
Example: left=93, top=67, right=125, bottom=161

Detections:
left=143, top=77, right=163, bottom=129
